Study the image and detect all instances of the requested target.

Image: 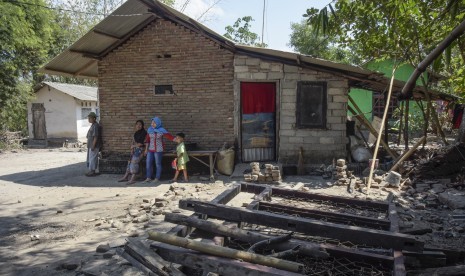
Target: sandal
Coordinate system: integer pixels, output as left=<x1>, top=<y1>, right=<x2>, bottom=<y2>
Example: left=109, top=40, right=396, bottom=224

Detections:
left=85, top=172, right=98, bottom=177
left=127, top=180, right=137, bottom=185
left=143, top=178, right=152, bottom=183
left=118, top=178, right=128, bottom=182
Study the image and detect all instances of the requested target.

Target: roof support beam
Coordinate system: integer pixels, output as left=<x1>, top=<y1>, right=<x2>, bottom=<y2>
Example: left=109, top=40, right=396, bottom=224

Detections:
left=41, top=67, right=97, bottom=79
left=75, top=60, right=97, bottom=76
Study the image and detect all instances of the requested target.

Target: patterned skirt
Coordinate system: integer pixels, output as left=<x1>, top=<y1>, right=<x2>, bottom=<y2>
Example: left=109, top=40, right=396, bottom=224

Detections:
left=127, top=147, right=143, bottom=174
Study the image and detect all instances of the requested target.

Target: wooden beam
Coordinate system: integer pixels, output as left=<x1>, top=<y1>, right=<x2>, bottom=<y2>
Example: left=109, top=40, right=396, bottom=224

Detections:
left=166, top=185, right=240, bottom=237
left=389, top=136, right=426, bottom=172
left=148, top=231, right=304, bottom=273
left=164, top=212, right=328, bottom=259
left=75, top=60, right=96, bottom=76
left=152, top=242, right=304, bottom=276
left=178, top=199, right=423, bottom=251
left=164, top=212, right=395, bottom=267
left=247, top=187, right=272, bottom=210
left=241, top=183, right=390, bottom=210
left=258, top=202, right=391, bottom=230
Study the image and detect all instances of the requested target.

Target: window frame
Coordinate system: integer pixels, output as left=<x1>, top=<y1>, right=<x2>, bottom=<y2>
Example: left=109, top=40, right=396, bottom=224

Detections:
left=296, top=81, right=327, bottom=129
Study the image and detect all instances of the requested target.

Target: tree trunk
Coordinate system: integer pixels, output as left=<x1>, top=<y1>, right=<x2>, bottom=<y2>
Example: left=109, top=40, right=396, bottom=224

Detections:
left=401, top=19, right=465, bottom=98
left=404, top=100, right=410, bottom=149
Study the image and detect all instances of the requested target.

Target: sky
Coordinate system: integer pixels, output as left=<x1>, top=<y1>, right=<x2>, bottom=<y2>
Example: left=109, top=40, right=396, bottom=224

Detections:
left=173, top=0, right=329, bottom=52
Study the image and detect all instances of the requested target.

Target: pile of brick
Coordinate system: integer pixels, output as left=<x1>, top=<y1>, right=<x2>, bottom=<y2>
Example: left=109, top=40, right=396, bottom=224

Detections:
left=334, top=159, right=353, bottom=186
left=244, top=162, right=282, bottom=183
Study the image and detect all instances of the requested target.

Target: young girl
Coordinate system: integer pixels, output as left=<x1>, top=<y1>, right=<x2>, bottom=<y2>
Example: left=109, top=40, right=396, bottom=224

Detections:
left=170, top=133, right=189, bottom=183
left=118, top=120, right=147, bottom=184
left=144, top=117, right=175, bottom=183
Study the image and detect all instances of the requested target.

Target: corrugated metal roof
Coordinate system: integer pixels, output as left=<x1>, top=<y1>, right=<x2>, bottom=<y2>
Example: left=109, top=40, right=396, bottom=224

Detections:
left=43, top=82, right=98, bottom=101
left=39, top=0, right=458, bottom=102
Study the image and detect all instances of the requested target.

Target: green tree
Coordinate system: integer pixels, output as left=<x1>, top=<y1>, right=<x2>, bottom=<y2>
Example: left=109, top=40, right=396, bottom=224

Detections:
left=0, top=0, right=55, bottom=132
left=224, top=16, right=267, bottom=47
left=289, top=20, right=360, bottom=64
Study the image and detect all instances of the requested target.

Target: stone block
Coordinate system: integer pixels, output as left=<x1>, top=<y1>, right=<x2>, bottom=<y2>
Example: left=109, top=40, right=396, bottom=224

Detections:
left=282, top=80, right=297, bottom=89
left=251, top=72, right=267, bottom=79
left=260, top=62, right=271, bottom=69
left=234, top=57, right=246, bottom=65
left=284, top=73, right=300, bottom=80
left=267, top=72, right=284, bottom=79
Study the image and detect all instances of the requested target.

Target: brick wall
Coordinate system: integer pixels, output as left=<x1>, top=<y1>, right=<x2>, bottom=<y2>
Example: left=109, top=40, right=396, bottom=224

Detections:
left=98, top=19, right=235, bottom=158
left=234, top=55, right=348, bottom=164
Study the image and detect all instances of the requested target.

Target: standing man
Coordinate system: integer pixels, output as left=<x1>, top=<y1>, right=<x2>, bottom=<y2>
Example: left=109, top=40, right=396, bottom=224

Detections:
left=86, top=112, right=101, bottom=176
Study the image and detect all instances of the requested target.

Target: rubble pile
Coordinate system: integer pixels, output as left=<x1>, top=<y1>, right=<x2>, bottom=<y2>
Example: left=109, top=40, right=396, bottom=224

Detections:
left=394, top=178, right=465, bottom=250
left=411, top=143, right=465, bottom=180
left=244, top=162, right=282, bottom=183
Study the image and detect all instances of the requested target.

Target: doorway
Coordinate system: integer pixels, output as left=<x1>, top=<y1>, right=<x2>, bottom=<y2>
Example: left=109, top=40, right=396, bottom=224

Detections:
left=241, top=82, right=276, bottom=162
left=32, top=103, right=47, bottom=140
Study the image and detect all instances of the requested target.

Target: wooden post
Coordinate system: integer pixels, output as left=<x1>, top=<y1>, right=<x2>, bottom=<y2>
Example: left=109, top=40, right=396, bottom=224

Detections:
left=367, top=67, right=397, bottom=191
left=403, top=100, right=410, bottom=150
left=147, top=231, right=304, bottom=273
left=389, top=136, right=426, bottom=172
left=348, top=96, right=398, bottom=159
left=397, top=101, right=404, bottom=146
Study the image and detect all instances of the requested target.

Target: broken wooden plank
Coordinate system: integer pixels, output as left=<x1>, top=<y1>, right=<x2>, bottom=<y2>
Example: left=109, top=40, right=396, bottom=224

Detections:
left=148, top=231, right=304, bottom=273
left=211, top=184, right=241, bottom=204
left=179, top=199, right=423, bottom=251
left=152, top=242, right=304, bottom=276
left=240, top=182, right=390, bottom=210
left=124, top=238, right=185, bottom=276
left=164, top=213, right=395, bottom=267
left=247, top=187, right=272, bottom=210
left=258, top=201, right=391, bottom=230
left=115, top=247, right=157, bottom=276
left=167, top=185, right=241, bottom=237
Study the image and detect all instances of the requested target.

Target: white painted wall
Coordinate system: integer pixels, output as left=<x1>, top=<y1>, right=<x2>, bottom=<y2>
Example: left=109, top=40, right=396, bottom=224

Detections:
left=27, top=86, right=97, bottom=141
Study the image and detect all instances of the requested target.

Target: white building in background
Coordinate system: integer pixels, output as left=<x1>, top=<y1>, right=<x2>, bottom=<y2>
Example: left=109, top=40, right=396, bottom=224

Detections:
left=27, top=82, right=98, bottom=143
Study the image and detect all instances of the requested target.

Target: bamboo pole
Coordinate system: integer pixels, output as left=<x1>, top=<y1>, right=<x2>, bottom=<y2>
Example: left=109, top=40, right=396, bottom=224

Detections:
left=397, top=101, right=404, bottom=146
left=367, top=67, right=397, bottom=191
left=348, top=96, right=398, bottom=159
left=389, top=136, right=426, bottom=172
left=148, top=231, right=304, bottom=273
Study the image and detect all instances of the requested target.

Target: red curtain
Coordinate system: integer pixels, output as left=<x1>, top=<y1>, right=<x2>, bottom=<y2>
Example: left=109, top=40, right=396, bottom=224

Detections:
left=241, top=82, right=276, bottom=114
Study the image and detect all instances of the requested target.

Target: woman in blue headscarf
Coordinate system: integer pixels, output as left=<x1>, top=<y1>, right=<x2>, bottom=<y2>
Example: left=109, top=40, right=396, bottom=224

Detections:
left=144, top=117, right=175, bottom=183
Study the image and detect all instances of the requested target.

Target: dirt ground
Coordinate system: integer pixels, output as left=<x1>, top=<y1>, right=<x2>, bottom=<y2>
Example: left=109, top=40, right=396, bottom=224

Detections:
left=2, top=147, right=463, bottom=275
left=0, top=148, right=229, bottom=276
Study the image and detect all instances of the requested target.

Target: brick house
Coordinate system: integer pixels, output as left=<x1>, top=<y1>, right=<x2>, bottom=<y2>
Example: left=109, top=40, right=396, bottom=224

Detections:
left=40, top=0, right=439, bottom=169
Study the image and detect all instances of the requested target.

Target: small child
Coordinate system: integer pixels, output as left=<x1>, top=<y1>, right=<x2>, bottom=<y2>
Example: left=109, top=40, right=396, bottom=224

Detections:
left=170, top=133, right=189, bottom=183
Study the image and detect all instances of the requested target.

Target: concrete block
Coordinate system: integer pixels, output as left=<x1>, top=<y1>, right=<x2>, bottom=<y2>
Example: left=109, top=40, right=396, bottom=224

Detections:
left=289, top=136, right=304, bottom=144
left=284, top=64, right=299, bottom=72
left=246, top=58, right=260, bottom=65
left=234, top=66, right=249, bottom=73
left=332, top=95, right=348, bottom=103
left=281, top=115, right=295, bottom=124
left=282, top=80, right=297, bottom=89
left=280, top=129, right=297, bottom=136
left=327, top=80, right=348, bottom=88
left=260, top=62, right=271, bottom=69
left=282, top=88, right=296, bottom=97
left=320, top=137, right=335, bottom=144
left=234, top=58, right=246, bottom=66
left=267, top=72, right=284, bottom=79
left=300, top=74, right=318, bottom=81
left=236, top=72, right=252, bottom=79
left=270, top=64, right=283, bottom=72
left=251, top=72, right=267, bottom=79
left=328, top=88, right=346, bottom=96
left=284, top=73, right=300, bottom=80
left=281, top=95, right=295, bottom=103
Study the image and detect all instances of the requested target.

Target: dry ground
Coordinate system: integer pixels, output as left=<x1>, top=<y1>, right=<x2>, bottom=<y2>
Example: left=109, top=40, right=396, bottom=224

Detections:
left=0, top=148, right=228, bottom=275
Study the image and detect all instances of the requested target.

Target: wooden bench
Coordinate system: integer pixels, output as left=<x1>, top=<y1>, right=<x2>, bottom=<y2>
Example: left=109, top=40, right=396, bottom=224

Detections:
left=164, top=150, right=217, bottom=180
